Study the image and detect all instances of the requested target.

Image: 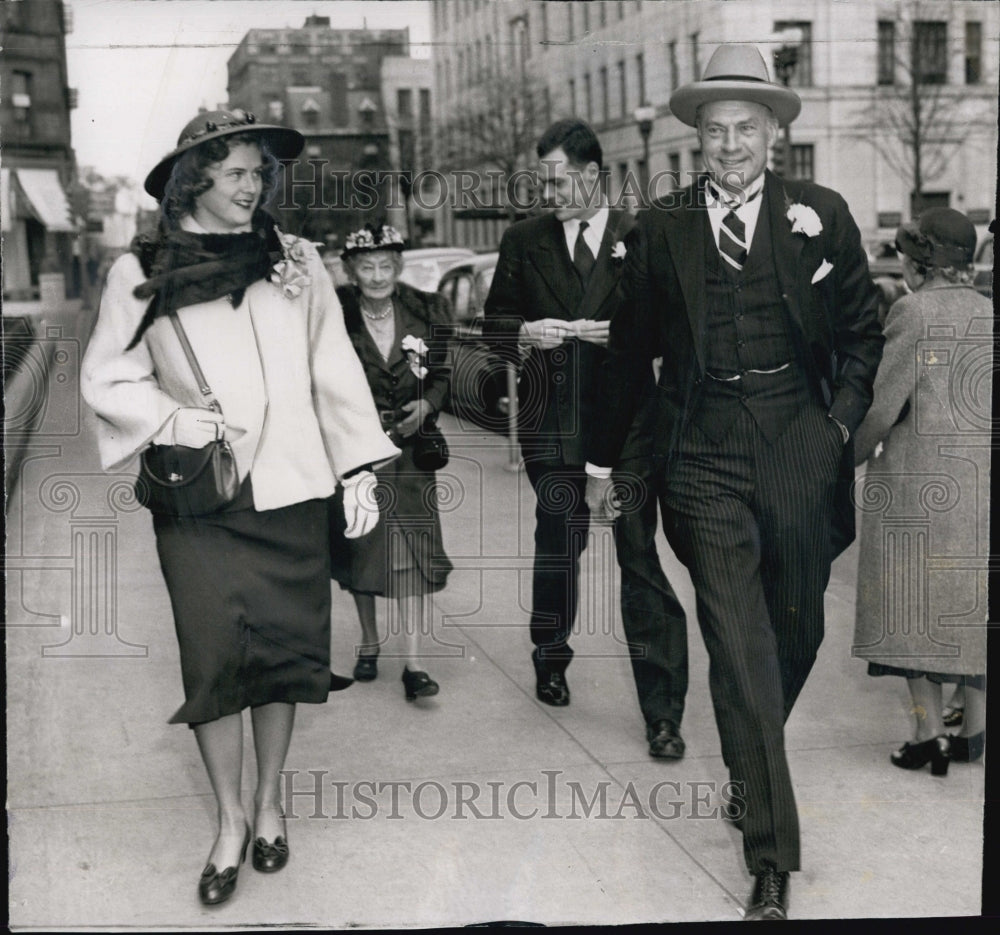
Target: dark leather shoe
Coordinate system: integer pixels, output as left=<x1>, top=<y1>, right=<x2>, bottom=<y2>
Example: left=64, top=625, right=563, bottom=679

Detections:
left=199, top=824, right=250, bottom=906
left=402, top=667, right=439, bottom=700
left=647, top=720, right=685, bottom=759
left=949, top=731, right=985, bottom=762
left=252, top=817, right=289, bottom=873
left=536, top=670, right=570, bottom=706
left=744, top=866, right=789, bottom=920
left=353, top=653, right=378, bottom=682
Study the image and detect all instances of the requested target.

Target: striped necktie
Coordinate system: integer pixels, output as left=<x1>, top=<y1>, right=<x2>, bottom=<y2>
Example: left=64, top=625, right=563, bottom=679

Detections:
left=714, top=186, right=760, bottom=272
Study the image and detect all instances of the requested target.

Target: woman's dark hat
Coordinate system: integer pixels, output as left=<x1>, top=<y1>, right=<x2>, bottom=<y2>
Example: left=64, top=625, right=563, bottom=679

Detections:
left=669, top=44, right=801, bottom=127
left=144, top=108, right=304, bottom=200
left=895, top=208, right=977, bottom=268
left=341, top=223, right=406, bottom=260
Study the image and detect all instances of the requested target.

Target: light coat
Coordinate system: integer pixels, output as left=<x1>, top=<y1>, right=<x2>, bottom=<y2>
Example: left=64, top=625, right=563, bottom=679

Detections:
left=81, top=236, right=399, bottom=512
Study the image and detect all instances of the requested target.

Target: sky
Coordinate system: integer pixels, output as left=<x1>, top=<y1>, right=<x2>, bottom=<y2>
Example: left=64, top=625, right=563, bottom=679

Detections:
left=67, top=0, right=432, bottom=196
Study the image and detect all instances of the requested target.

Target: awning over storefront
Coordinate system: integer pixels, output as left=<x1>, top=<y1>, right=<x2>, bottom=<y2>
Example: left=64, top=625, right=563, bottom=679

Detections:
left=9, top=168, right=76, bottom=232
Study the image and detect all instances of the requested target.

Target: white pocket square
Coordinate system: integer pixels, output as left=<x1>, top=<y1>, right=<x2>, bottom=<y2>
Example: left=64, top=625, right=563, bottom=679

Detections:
left=811, top=259, right=834, bottom=284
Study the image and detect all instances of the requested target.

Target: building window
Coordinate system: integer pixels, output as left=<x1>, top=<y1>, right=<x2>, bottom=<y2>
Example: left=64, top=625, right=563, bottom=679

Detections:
left=636, top=52, right=646, bottom=105
left=773, top=20, right=813, bottom=87
left=877, top=20, right=895, bottom=85
left=669, top=41, right=679, bottom=91
left=303, top=108, right=319, bottom=128
left=599, top=65, right=609, bottom=124
left=965, top=22, right=982, bottom=84
left=617, top=59, right=627, bottom=117
left=791, top=144, right=814, bottom=181
left=567, top=4, right=574, bottom=41
left=584, top=73, right=593, bottom=122
left=913, top=21, right=948, bottom=84
left=618, top=1, right=626, bottom=21
left=397, top=88, right=413, bottom=118
left=541, top=2, right=548, bottom=47
left=690, top=32, right=700, bottom=80
left=419, top=88, right=431, bottom=127
left=690, top=149, right=702, bottom=173
left=569, top=77, right=577, bottom=116
left=669, top=152, right=681, bottom=188
left=599, top=3, right=607, bottom=28
left=11, top=71, right=32, bottom=122
left=582, top=4, right=589, bottom=34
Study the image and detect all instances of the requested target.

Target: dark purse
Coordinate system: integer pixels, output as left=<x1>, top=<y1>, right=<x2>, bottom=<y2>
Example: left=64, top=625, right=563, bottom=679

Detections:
left=411, top=417, right=449, bottom=471
left=135, top=315, right=240, bottom=516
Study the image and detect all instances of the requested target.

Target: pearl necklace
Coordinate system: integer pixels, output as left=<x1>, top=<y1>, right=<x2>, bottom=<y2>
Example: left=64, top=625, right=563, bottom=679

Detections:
left=361, top=298, right=393, bottom=320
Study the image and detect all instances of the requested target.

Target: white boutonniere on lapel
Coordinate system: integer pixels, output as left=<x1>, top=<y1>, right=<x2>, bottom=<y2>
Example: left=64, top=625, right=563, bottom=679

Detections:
left=401, top=333, right=429, bottom=379
left=611, top=241, right=627, bottom=265
left=271, top=227, right=322, bottom=299
left=785, top=200, right=823, bottom=238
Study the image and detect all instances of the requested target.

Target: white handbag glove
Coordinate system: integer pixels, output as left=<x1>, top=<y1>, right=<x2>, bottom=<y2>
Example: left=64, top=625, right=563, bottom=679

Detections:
left=341, top=470, right=379, bottom=539
left=170, top=407, right=224, bottom=447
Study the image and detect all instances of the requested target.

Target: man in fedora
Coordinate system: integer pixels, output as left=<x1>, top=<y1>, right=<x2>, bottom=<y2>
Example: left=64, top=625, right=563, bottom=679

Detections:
left=585, top=45, right=883, bottom=919
left=485, top=119, right=689, bottom=759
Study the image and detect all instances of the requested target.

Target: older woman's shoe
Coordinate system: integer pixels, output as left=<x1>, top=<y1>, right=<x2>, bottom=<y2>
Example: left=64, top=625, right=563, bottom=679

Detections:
left=402, top=667, right=439, bottom=700
left=198, top=824, right=250, bottom=906
left=890, top=735, right=950, bottom=775
left=353, top=652, right=379, bottom=682
left=942, top=705, right=964, bottom=727
left=949, top=732, right=985, bottom=763
left=253, top=816, right=289, bottom=873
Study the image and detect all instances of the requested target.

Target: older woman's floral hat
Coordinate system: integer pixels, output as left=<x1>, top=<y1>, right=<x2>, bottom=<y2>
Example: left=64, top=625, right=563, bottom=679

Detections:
left=144, top=108, right=304, bottom=200
left=341, top=222, right=406, bottom=260
left=895, top=207, right=977, bottom=269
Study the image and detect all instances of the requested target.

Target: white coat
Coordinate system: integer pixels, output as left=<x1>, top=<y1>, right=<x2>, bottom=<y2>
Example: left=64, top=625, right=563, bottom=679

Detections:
left=80, top=228, right=399, bottom=512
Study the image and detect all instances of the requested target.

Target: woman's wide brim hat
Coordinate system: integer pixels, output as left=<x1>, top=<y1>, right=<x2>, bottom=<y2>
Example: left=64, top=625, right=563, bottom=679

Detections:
left=144, top=108, right=304, bottom=200
left=895, top=207, right=977, bottom=268
left=669, top=44, right=802, bottom=127
left=341, top=223, right=406, bottom=260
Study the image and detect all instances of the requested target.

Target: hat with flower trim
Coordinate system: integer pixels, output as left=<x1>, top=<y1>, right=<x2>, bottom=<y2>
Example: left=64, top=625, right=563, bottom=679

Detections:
left=144, top=108, right=304, bottom=200
left=341, top=223, right=406, bottom=260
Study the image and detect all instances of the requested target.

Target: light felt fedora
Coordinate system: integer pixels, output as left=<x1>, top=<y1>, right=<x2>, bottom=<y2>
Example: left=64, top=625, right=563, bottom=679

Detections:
left=669, top=44, right=802, bottom=127
left=144, top=108, right=304, bottom=200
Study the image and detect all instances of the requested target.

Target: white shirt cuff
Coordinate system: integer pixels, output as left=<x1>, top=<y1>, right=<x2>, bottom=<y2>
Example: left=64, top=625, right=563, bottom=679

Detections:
left=584, top=462, right=613, bottom=479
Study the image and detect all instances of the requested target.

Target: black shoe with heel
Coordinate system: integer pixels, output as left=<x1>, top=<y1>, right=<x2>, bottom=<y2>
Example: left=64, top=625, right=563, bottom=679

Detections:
left=353, top=651, right=379, bottom=682
left=253, top=815, right=289, bottom=873
left=402, top=667, right=439, bottom=700
left=890, top=735, right=950, bottom=775
left=199, top=824, right=250, bottom=906
left=949, top=732, right=985, bottom=763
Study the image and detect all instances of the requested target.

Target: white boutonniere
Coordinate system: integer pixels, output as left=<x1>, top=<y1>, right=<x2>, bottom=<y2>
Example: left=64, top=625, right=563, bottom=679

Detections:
left=271, top=227, right=322, bottom=299
left=785, top=200, right=823, bottom=238
left=401, top=333, right=429, bottom=379
left=611, top=241, right=627, bottom=264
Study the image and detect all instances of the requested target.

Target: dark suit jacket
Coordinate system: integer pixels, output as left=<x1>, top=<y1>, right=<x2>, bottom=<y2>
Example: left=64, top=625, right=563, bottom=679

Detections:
left=483, top=208, right=654, bottom=465
left=589, top=171, right=884, bottom=554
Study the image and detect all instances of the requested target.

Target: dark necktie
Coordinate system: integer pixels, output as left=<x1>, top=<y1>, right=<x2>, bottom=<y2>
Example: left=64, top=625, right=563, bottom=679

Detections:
left=573, top=220, right=595, bottom=283
left=713, top=184, right=761, bottom=272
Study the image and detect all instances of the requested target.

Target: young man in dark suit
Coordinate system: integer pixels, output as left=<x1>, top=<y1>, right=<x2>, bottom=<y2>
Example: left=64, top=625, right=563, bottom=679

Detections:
left=485, top=120, right=688, bottom=759
left=585, top=46, right=883, bottom=919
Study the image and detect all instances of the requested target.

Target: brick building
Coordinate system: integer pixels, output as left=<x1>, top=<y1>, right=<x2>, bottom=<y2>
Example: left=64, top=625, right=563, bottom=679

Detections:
left=1, top=0, right=78, bottom=300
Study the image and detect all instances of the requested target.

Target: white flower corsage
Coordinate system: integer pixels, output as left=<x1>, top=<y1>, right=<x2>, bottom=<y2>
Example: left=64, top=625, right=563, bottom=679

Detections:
left=785, top=201, right=823, bottom=238
left=611, top=241, right=627, bottom=263
left=401, top=333, right=429, bottom=379
left=271, top=227, right=322, bottom=299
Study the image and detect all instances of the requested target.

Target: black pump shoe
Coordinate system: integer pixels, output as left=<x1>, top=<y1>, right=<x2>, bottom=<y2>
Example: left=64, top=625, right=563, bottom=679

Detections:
left=253, top=816, right=289, bottom=873
left=890, top=735, right=950, bottom=775
left=199, top=824, right=250, bottom=906
left=402, top=667, right=439, bottom=700
left=353, top=652, right=379, bottom=682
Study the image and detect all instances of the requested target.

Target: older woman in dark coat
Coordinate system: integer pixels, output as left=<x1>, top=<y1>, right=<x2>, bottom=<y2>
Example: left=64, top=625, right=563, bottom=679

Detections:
left=852, top=208, right=989, bottom=774
left=330, top=224, right=454, bottom=700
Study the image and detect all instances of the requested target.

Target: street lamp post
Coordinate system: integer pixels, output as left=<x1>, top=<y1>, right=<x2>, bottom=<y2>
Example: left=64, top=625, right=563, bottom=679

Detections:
left=633, top=104, right=656, bottom=205
left=772, top=28, right=801, bottom=179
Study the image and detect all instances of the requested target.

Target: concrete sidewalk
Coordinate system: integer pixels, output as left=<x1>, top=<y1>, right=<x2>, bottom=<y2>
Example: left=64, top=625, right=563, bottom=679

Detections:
left=5, top=314, right=985, bottom=927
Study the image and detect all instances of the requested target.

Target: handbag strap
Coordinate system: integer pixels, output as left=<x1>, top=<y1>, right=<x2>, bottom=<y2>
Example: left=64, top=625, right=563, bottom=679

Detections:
left=169, top=314, right=222, bottom=414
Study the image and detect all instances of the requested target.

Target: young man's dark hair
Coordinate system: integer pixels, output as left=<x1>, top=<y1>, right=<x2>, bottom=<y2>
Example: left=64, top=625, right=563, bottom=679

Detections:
left=535, top=118, right=603, bottom=169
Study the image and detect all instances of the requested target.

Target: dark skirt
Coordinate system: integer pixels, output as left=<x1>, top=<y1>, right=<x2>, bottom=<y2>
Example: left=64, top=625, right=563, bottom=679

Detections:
left=153, top=480, right=335, bottom=726
left=867, top=662, right=985, bottom=691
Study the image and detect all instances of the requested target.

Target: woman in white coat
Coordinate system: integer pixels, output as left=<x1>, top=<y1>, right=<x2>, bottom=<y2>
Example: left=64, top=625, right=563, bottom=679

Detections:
left=80, top=109, right=399, bottom=906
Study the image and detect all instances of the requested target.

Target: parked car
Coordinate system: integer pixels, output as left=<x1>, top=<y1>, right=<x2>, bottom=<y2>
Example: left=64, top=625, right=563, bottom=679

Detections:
left=322, top=246, right=475, bottom=292
left=973, top=233, right=993, bottom=298
left=435, top=252, right=511, bottom=431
